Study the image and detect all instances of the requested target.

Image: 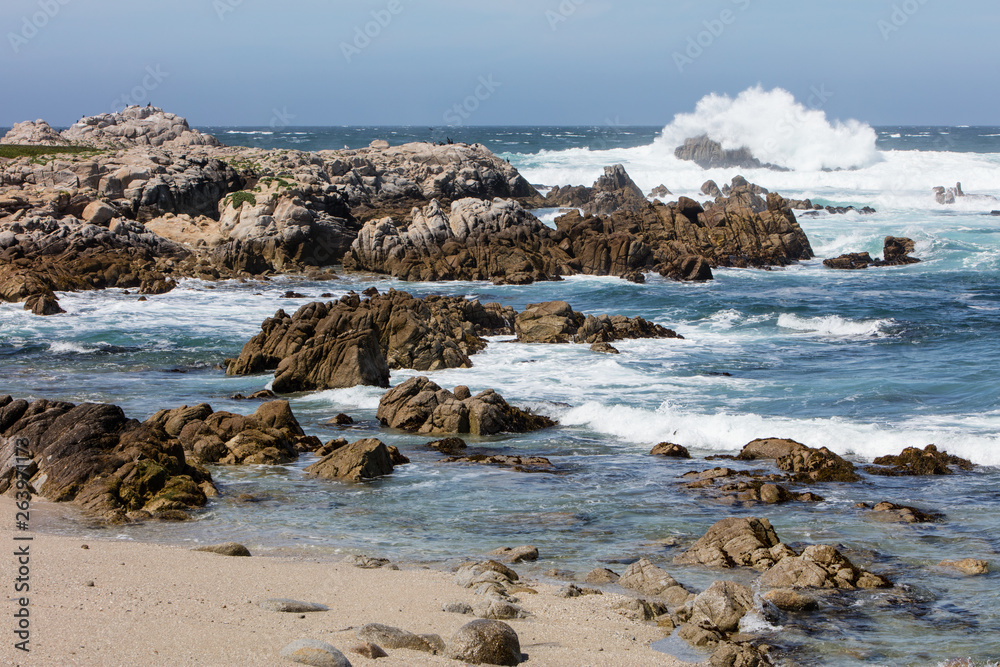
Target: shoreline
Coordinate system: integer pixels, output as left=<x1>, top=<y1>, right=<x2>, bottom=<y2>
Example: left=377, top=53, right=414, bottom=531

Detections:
left=1, top=496, right=691, bottom=667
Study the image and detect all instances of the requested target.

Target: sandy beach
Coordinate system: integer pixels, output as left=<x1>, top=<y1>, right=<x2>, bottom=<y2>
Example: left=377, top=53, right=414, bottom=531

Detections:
left=1, top=497, right=691, bottom=667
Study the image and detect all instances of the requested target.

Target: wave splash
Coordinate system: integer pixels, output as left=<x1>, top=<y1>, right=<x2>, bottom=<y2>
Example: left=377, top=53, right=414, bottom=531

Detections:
left=654, top=86, right=883, bottom=171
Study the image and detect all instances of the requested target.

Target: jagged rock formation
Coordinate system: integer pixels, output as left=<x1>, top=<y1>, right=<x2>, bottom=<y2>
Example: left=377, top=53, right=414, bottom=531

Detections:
left=674, top=136, right=781, bottom=170
left=346, top=170, right=813, bottom=285
left=674, top=517, right=891, bottom=589
left=227, top=291, right=515, bottom=392
left=736, top=437, right=860, bottom=483
left=864, top=444, right=974, bottom=476
left=544, top=164, right=649, bottom=215
left=60, top=106, right=220, bottom=148
left=230, top=291, right=683, bottom=393
left=0, top=216, right=187, bottom=312
left=824, top=236, right=921, bottom=270
left=377, top=376, right=555, bottom=436
left=318, top=141, right=541, bottom=219
left=144, top=400, right=320, bottom=466
left=0, top=395, right=216, bottom=523
left=513, top=300, right=681, bottom=344
left=344, top=197, right=560, bottom=284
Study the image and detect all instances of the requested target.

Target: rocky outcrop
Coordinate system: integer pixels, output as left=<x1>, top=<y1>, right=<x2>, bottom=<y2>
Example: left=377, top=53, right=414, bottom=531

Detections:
left=61, top=106, right=220, bottom=149
left=345, top=168, right=813, bottom=284
left=689, top=580, right=756, bottom=634
left=824, top=236, right=921, bottom=270
left=319, top=141, right=540, bottom=219
left=304, top=438, right=397, bottom=481
left=0, top=120, right=69, bottom=146
left=676, top=517, right=892, bottom=590
left=674, top=517, right=786, bottom=570
left=864, top=444, right=973, bottom=476
left=144, top=400, right=318, bottom=465
left=757, top=544, right=890, bottom=590
left=736, top=437, right=860, bottom=483
left=514, top=300, right=681, bottom=344
left=0, top=216, right=186, bottom=310
left=0, top=395, right=215, bottom=523
left=227, top=291, right=514, bottom=392
left=376, top=376, right=555, bottom=436
left=544, top=165, right=649, bottom=215
left=651, top=442, right=691, bottom=458
left=674, top=136, right=776, bottom=170
left=344, top=197, right=564, bottom=284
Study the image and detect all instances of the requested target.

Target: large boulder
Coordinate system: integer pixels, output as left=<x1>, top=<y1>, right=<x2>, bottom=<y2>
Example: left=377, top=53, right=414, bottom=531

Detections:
left=376, top=377, right=555, bottom=436
left=305, top=439, right=396, bottom=482
left=737, top=438, right=859, bottom=483
left=444, top=620, right=522, bottom=666
left=0, top=396, right=214, bottom=523
left=673, top=518, right=785, bottom=570
left=618, top=558, right=695, bottom=606
left=689, top=580, right=756, bottom=634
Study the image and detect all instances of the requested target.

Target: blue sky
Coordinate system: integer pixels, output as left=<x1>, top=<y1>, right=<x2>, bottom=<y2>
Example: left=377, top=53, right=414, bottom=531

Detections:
left=1, top=0, right=997, bottom=127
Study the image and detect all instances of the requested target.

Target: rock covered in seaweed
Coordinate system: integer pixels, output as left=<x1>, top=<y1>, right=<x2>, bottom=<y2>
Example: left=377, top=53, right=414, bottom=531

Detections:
left=0, top=395, right=215, bottom=523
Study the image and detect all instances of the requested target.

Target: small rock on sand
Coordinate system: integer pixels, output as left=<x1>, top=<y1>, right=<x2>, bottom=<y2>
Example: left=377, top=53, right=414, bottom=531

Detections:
left=280, top=639, right=352, bottom=667
left=191, top=542, right=252, bottom=557
left=260, top=599, right=329, bottom=613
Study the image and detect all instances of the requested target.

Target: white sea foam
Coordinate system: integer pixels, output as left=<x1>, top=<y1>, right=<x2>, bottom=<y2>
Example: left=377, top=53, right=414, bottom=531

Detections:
left=776, top=313, right=892, bottom=338
left=48, top=341, right=98, bottom=354
left=559, top=402, right=1000, bottom=466
left=653, top=86, right=882, bottom=172
left=508, top=87, right=1000, bottom=214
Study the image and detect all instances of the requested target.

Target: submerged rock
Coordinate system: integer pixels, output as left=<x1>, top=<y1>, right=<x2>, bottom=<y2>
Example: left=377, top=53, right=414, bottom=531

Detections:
left=824, top=236, right=921, bottom=270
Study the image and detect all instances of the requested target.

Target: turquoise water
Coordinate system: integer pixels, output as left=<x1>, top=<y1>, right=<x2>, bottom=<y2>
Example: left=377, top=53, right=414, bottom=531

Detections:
left=2, top=124, right=999, bottom=666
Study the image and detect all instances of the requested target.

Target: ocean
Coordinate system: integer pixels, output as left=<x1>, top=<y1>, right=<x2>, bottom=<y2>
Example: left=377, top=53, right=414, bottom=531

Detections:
left=2, top=91, right=999, bottom=665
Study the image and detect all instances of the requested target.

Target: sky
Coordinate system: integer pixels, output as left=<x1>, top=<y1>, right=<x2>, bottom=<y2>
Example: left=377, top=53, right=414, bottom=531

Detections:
left=0, top=0, right=997, bottom=128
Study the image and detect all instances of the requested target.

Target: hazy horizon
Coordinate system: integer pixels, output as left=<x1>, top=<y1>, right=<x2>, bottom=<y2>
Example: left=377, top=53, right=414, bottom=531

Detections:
left=2, top=0, right=998, bottom=128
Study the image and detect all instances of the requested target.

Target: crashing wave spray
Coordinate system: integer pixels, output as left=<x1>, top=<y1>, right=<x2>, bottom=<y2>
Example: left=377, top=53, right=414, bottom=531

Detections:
left=655, top=86, right=883, bottom=171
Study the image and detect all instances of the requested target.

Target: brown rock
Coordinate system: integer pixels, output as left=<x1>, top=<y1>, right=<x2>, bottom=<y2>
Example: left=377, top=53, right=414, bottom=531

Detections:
left=349, top=642, right=388, bottom=659
left=689, top=580, right=755, bottom=634
left=866, top=444, right=973, bottom=476
left=305, top=438, right=395, bottom=482
left=584, top=568, right=620, bottom=584
left=651, top=442, right=691, bottom=458
left=444, top=619, right=522, bottom=666
left=758, top=544, right=891, bottom=590
left=762, top=588, right=819, bottom=612
left=489, top=546, right=539, bottom=563
left=618, top=558, right=694, bottom=606
left=376, top=376, right=554, bottom=436
left=939, top=559, right=989, bottom=575
left=673, top=517, right=783, bottom=570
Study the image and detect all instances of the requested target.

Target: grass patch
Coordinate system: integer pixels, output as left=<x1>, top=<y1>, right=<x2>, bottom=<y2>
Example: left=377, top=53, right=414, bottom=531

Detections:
left=224, top=191, right=258, bottom=209
left=0, top=144, right=101, bottom=160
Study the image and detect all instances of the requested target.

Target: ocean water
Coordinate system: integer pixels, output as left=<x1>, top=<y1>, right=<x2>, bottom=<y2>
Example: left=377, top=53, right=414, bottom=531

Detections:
left=3, top=89, right=1000, bottom=665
